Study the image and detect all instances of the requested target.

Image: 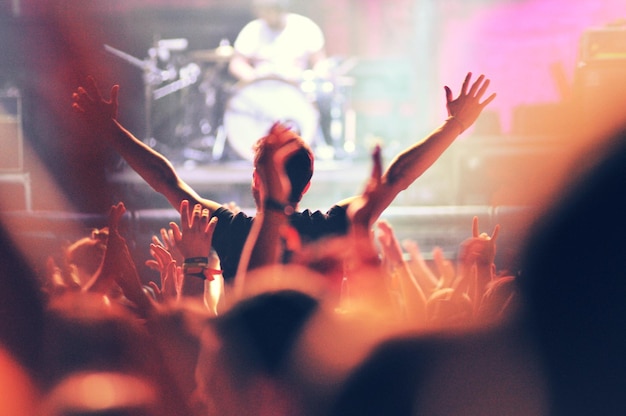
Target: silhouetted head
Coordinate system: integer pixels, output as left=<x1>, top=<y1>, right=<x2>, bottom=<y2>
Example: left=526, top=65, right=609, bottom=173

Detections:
left=195, top=290, right=319, bottom=415
left=518, top=124, right=626, bottom=415
left=214, top=289, right=318, bottom=376
left=252, top=129, right=314, bottom=206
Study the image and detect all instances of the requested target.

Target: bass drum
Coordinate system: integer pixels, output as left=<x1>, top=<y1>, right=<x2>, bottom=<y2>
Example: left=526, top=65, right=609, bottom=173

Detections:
left=222, top=78, right=319, bottom=161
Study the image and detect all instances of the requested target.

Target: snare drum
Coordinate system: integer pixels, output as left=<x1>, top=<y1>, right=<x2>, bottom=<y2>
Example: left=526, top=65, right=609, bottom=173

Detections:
left=222, top=78, right=320, bottom=161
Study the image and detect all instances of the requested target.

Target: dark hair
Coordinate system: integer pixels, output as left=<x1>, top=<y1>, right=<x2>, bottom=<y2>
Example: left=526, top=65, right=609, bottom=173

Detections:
left=254, top=136, right=314, bottom=204
left=285, top=147, right=314, bottom=203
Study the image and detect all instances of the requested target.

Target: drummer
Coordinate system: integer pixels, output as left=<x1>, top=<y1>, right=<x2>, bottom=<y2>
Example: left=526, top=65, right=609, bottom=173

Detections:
left=228, top=0, right=329, bottom=83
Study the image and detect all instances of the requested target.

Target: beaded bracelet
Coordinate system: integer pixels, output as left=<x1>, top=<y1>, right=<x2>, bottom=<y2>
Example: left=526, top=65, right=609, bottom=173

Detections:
left=184, top=269, right=208, bottom=280
left=183, top=257, right=209, bottom=265
left=183, top=265, right=223, bottom=281
left=183, top=257, right=209, bottom=280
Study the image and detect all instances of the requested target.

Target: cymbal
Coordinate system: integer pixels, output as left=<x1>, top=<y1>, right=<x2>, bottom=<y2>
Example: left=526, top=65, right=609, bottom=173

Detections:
left=188, top=46, right=234, bottom=62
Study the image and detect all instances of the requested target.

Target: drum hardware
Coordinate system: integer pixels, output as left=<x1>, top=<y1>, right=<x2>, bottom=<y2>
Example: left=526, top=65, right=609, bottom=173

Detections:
left=298, top=57, right=358, bottom=160
left=156, top=38, right=188, bottom=54
left=104, top=39, right=191, bottom=147
left=152, top=62, right=202, bottom=100
left=105, top=40, right=356, bottom=164
left=104, top=39, right=189, bottom=86
left=222, top=77, right=320, bottom=161
left=152, top=39, right=235, bottom=163
left=181, top=124, right=228, bottom=164
left=175, top=54, right=233, bottom=163
left=218, top=61, right=357, bottom=162
left=188, top=39, right=234, bottom=63
left=212, top=125, right=228, bottom=161
left=104, top=43, right=159, bottom=147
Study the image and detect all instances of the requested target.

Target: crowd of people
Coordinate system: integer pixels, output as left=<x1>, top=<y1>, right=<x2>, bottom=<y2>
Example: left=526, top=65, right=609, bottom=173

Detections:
left=2, top=67, right=623, bottom=415
left=3, top=1, right=626, bottom=415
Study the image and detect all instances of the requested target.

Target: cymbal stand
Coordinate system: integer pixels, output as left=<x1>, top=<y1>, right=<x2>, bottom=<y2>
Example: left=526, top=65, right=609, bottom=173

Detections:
left=104, top=41, right=182, bottom=146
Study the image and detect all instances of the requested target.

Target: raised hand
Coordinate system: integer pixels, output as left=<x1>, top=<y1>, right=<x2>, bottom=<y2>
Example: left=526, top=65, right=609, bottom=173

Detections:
left=255, top=122, right=303, bottom=205
left=377, top=220, right=431, bottom=323
left=376, top=220, right=404, bottom=267
left=170, top=200, right=218, bottom=263
left=347, top=144, right=383, bottom=234
left=343, top=144, right=386, bottom=272
left=82, top=202, right=153, bottom=315
left=453, top=216, right=500, bottom=309
left=432, top=246, right=456, bottom=290
left=149, top=227, right=184, bottom=266
left=401, top=239, right=439, bottom=296
left=72, top=76, right=119, bottom=123
left=232, top=123, right=305, bottom=288
left=458, top=216, right=500, bottom=267
left=146, top=243, right=180, bottom=300
left=444, top=72, right=496, bottom=133
left=107, top=203, right=155, bottom=314
left=84, top=202, right=126, bottom=294
left=169, top=200, right=219, bottom=298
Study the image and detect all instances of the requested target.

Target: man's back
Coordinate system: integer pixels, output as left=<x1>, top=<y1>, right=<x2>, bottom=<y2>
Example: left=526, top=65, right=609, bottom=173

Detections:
left=211, top=205, right=348, bottom=281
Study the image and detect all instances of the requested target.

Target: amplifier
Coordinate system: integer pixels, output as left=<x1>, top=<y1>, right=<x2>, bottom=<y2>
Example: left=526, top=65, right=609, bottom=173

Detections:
left=580, top=25, right=626, bottom=62
left=0, top=93, right=23, bottom=172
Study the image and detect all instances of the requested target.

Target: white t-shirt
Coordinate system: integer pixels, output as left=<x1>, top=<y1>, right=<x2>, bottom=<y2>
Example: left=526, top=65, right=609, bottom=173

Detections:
left=233, top=13, right=325, bottom=81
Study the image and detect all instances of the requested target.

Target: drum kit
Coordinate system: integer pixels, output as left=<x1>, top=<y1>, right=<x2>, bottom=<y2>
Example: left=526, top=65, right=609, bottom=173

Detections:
left=105, top=39, right=356, bottom=163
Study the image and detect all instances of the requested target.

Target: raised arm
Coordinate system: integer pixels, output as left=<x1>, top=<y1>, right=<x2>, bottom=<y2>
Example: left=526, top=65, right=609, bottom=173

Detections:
left=454, top=216, right=500, bottom=315
left=233, top=123, right=302, bottom=295
left=72, top=77, right=222, bottom=214
left=338, top=72, right=496, bottom=223
left=168, top=200, right=219, bottom=297
left=84, top=202, right=155, bottom=318
left=376, top=220, right=427, bottom=324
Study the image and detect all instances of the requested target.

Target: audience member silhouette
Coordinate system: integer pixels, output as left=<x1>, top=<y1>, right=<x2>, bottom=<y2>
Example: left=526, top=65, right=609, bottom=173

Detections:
left=518, top=124, right=626, bottom=416
left=194, top=289, right=321, bottom=416
left=0, top=222, right=45, bottom=379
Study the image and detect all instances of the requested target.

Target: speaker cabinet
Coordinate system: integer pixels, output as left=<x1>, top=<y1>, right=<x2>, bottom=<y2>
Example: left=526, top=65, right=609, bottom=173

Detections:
left=580, top=26, right=626, bottom=62
left=574, top=59, right=626, bottom=127
left=454, top=139, right=561, bottom=206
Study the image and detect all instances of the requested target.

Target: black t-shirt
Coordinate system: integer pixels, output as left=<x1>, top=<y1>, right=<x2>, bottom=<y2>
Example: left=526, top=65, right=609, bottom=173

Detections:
left=211, top=205, right=349, bottom=281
